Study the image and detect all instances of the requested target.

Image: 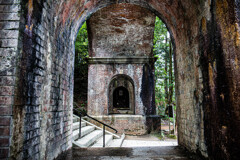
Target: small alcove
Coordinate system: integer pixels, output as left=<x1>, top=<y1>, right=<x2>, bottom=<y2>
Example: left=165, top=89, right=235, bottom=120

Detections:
left=108, top=75, right=135, bottom=114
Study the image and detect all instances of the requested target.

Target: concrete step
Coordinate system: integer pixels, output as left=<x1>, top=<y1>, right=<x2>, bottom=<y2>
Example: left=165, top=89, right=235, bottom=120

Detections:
left=91, top=134, right=113, bottom=148
left=73, top=116, right=79, bottom=123
left=82, top=118, right=120, bottom=139
left=108, top=139, right=123, bottom=147
left=72, top=114, right=124, bottom=148
left=73, top=122, right=86, bottom=131
left=75, top=130, right=103, bottom=147
left=108, top=134, right=125, bottom=147
left=72, top=126, right=95, bottom=140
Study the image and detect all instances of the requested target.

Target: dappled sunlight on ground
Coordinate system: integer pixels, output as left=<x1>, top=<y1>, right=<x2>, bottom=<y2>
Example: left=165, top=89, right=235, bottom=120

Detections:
left=122, top=134, right=178, bottom=147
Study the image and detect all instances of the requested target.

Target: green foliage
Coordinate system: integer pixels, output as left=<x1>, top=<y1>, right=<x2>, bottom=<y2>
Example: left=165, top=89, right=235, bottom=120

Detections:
left=74, top=22, right=89, bottom=108
left=152, top=133, right=165, bottom=140
left=153, top=17, right=169, bottom=55
left=166, top=134, right=177, bottom=139
left=75, top=22, right=89, bottom=68
left=154, top=17, right=175, bottom=116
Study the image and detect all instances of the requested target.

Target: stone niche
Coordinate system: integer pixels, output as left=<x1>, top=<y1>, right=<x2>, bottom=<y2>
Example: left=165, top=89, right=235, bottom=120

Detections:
left=108, top=74, right=135, bottom=114
left=87, top=3, right=156, bottom=135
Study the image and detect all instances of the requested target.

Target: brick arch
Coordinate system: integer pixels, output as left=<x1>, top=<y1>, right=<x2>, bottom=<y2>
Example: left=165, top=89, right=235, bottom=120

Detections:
left=69, top=0, right=202, bottom=155
left=69, top=1, right=179, bottom=46
left=108, top=74, right=135, bottom=115
left=0, top=0, right=239, bottom=159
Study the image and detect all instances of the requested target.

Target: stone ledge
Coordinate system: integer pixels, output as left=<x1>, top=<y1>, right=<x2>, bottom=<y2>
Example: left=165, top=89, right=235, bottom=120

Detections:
left=87, top=57, right=157, bottom=64
left=88, top=115, right=145, bottom=119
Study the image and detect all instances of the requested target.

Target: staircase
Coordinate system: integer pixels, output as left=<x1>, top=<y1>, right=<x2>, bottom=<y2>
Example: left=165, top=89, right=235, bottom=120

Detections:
left=72, top=114, right=125, bottom=148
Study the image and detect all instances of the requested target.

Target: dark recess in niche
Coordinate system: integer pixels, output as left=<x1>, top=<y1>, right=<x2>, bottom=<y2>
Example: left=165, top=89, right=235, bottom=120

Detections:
left=113, top=86, right=130, bottom=109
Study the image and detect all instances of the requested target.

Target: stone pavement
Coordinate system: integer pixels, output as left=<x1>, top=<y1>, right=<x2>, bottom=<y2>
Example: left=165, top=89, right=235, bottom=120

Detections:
left=122, top=135, right=178, bottom=147
left=57, top=146, right=202, bottom=160
left=57, top=135, right=202, bottom=160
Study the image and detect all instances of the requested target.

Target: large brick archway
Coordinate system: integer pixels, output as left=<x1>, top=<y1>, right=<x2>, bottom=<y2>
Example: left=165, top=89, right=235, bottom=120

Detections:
left=0, top=0, right=239, bottom=159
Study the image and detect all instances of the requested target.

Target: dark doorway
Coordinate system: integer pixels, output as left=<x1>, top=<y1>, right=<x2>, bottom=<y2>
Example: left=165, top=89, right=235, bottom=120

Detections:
left=113, top=86, right=130, bottom=109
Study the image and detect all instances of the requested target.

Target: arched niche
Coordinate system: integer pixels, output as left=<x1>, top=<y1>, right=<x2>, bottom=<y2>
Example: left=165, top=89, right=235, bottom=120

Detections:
left=108, top=75, right=135, bottom=114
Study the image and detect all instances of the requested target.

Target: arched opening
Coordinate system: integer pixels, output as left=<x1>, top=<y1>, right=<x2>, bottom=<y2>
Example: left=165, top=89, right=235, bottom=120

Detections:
left=10, top=1, right=192, bottom=158
left=72, top=3, right=178, bottom=145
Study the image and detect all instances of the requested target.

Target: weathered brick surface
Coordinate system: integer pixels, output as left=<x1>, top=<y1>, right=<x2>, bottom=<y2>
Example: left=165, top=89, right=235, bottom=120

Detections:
left=0, top=106, right=12, bottom=115
left=88, top=4, right=155, bottom=57
left=0, top=138, right=9, bottom=147
left=0, top=0, right=20, bottom=158
left=0, top=148, right=9, bottom=159
left=0, top=1, right=19, bottom=158
left=0, top=0, right=239, bottom=159
left=0, top=117, right=11, bottom=126
left=0, top=86, right=13, bottom=95
left=0, top=76, right=15, bottom=85
left=88, top=115, right=147, bottom=135
left=0, top=96, right=13, bottom=105
left=0, top=127, right=10, bottom=136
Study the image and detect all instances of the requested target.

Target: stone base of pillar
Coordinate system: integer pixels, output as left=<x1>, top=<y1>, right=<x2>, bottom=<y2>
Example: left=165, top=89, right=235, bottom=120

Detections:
left=85, top=115, right=148, bottom=135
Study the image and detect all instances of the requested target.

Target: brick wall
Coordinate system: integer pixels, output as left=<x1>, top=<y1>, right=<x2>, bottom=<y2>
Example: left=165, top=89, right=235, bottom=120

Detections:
left=0, top=0, right=20, bottom=159
left=0, top=0, right=74, bottom=159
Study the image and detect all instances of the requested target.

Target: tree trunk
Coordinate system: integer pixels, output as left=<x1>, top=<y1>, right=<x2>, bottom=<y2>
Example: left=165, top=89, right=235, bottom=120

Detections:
left=168, top=40, right=173, bottom=105
left=164, top=38, right=169, bottom=106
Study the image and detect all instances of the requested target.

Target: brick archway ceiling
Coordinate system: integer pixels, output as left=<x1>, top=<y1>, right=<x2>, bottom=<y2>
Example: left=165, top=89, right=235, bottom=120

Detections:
left=54, top=0, right=200, bottom=47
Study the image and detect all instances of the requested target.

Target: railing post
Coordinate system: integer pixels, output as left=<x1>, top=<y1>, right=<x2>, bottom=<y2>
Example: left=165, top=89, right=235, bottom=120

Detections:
left=103, top=125, right=105, bottom=147
left=79, top=115, right=81, bottom=138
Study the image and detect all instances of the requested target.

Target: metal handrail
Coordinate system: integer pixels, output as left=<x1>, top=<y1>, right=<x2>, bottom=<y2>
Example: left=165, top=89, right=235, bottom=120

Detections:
left=73, top=107, right=118, bottom=147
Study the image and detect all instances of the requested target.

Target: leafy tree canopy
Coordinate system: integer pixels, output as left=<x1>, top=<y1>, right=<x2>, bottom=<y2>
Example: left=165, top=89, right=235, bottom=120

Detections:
left=154, top=17, right=175, bottom=116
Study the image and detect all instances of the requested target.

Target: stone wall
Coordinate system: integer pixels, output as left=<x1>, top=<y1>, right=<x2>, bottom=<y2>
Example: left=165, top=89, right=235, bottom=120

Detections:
left=0, top=0, right=239, bottom=159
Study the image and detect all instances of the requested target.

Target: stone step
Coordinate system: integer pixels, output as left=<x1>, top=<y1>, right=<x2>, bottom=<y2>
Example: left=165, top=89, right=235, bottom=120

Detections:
left=108, top=139, right=123, bottom=147
left=82, top=118, right=120, bottom=139
left=73, top=122, right=86, bottom=131
left=108, top=133, right=125, bottom=147
left=72, top=114, right=124, bottom=148
left=71, top=146, right=199, bottom=160
left=74, top=130, right=103, bottom=147
left=91, top=134, right=113, bottom=148
left=73, top=116, right=79, bottom=123
left=72, top=126, right=95, bottom=140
